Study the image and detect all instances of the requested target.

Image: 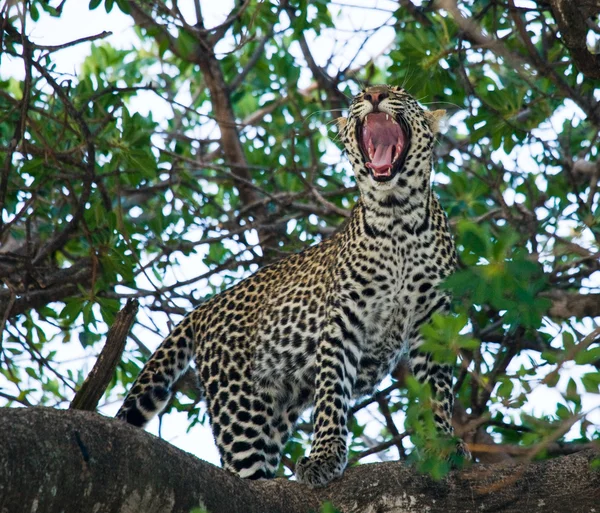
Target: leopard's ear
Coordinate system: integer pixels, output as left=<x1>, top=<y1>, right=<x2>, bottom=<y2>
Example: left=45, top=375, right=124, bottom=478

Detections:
left=425, top=109, right=446, bottom=134
left=337, top=117, right=348, bottom=131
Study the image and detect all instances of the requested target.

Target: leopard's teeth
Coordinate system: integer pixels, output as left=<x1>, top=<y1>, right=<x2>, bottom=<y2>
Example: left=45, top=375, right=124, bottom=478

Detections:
left=393, top=143, right=402, bottom=162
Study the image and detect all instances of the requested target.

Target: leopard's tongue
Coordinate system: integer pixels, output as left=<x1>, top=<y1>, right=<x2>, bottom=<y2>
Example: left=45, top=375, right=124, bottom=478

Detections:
left=366, top=145, right=394, bottom=175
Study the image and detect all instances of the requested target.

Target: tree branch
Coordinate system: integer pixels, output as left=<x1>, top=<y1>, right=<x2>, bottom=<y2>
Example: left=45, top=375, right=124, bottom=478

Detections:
left=548, top=0, right=600, bottom=80
left=438, top=0, right=600, bottom=125
left=70, top=299, right=139, bottom=411
left=2, top=408, right=600, bottom=513
left=127, top=0, right=280, bottom=255
left=34, top=30, right=112, bottom=52
left=0, top=260, right=93, bottom=318
left=544, top=291, right=600, bottom=319
left=289, top=9, right=349, bottom=112
left=228, top=1, right=286, bottom=93
left=0, top=20, right=32, bottom=235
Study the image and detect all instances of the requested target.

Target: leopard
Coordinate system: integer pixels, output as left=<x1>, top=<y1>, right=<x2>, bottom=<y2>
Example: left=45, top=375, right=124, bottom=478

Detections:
left=116, top=84, right=471, bottom=487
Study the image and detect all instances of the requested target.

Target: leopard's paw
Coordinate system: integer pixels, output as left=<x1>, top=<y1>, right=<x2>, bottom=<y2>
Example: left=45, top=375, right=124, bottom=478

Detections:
left=455, top=439, right=471, bottom=460
left=296, top=454, right=346, bottom=487
left=448, top=438, right=472, bottom=468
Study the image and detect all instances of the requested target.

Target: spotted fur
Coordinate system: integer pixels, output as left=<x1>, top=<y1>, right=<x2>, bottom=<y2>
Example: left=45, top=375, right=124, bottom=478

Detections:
left=116, top=85, right=470, bottom=486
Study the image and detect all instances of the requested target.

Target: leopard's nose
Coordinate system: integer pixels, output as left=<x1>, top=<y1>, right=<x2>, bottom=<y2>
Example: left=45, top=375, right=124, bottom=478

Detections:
left=364, top=89, right=389, bottom=110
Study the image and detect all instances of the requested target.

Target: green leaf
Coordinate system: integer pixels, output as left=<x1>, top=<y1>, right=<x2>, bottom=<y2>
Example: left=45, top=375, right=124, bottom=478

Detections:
left=174, top=29, right=198, bottom=59
left=565, top=377, right=579, bottom=402
left=30, top=3, right=40, bottom=21
left=562, top=332, right=575, bottom=350
left=497, top=377, right=514, bottom=400
left=555, top=403, right=572, bottom=421
left=60, top=301, right=83, bottom=323
left=320, top=503, right=342, bottom=513
left=115, top=0, right=131, bottom=14
left=575, top=346, right=600, bottom=365
left=541, top=350, right=559, bottom=365
left=581, top=372, right=600, bottom=394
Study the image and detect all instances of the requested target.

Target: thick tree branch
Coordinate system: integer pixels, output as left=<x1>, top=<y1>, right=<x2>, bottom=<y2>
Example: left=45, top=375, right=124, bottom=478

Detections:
left=544, top=291, right=600, bottom=319
left=0, top=259, right=93, bottom=318
left=548, top=0, right=600, bottom=80
left=2, top=408, right=600, bottom=513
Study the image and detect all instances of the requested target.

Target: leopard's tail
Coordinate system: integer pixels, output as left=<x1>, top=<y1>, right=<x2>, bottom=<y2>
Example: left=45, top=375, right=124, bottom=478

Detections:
left=116, top=313, right=196, bottom=427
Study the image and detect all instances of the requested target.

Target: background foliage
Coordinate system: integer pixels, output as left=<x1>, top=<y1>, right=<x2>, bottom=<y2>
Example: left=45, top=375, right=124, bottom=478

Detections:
left=1, top=0, right=599, bottom=476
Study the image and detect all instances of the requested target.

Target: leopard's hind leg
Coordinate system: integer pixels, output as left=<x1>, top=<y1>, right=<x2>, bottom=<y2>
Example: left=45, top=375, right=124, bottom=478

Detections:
left=204, top=378, right=281, bottom=479
left=203, top=361, right=307, bottom=479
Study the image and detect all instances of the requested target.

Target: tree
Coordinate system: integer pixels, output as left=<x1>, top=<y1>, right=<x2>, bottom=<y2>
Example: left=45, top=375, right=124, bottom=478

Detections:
left=1, top=0, right=599, bottom=510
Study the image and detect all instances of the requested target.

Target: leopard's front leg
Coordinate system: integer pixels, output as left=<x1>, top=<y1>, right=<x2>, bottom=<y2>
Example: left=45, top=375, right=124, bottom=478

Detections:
left=295, top=312, right=362, bottom=487
left=409, top=331, right=471, bottom=462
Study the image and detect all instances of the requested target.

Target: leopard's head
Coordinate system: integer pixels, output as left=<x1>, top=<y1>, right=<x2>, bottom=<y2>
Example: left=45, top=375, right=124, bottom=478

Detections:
left=338, top=85, right=445, bottom=196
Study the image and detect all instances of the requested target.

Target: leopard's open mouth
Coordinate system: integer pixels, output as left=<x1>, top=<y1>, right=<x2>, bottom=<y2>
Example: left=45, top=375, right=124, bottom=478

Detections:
left=357, top=113, right=411, bottom=183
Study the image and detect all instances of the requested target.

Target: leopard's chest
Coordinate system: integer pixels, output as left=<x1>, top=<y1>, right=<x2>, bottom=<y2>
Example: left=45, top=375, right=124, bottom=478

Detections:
left=352, top=234, right=435, bottom=338
left=349, top=230, right=450, bottom=390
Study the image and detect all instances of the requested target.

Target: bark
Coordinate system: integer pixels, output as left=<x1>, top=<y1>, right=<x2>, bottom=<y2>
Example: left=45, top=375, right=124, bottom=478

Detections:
left=548, top=0, right=600, bottom=80
left=69, top=299, right=139, bottom=411
left=544, top=291, right=600, bottom=319
left=1, top=407, right=599, bottom=513
left=0, top=260, right=92, bottom=318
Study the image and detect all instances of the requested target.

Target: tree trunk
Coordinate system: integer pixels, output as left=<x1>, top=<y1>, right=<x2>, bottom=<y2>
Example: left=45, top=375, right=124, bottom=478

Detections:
left=1, top=407, right=599, bottom=513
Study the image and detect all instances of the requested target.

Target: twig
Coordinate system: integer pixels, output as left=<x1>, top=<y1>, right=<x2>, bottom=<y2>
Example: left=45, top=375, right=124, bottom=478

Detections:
left=541, top=326, right=600, bottom=387
left=29, top=59, right=95, bottom=265
left=34, top=30, right=112, bottom=52
left=348, top=432, right=409, bottom=465
left=0, top=28, right=32, bottom=235
left=0, top=389, right=32, bottom=406
left=438, top=0, right=600, bottom=125
left=377, top=395, right=406, bottom=459
left=350, top=381, right=402, bottom=415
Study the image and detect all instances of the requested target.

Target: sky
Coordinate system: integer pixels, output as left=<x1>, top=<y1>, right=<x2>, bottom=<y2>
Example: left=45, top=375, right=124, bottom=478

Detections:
left=1, top=0, right=598, bottom=470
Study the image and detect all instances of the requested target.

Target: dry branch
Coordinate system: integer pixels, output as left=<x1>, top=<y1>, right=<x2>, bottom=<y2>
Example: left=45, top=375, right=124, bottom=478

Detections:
left=70, top=299, right=139, bottom=412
